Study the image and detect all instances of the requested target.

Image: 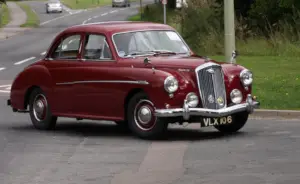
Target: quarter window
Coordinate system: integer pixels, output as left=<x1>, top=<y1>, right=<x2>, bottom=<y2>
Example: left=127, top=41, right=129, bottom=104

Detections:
left=83, top=34, right=112, bottom=60
left=51, top=34, right=81, bottom=59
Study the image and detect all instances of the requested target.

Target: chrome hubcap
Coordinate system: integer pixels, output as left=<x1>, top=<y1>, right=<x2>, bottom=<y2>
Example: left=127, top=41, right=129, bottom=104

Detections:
left=134, top=100, right=157, bottom=131
left=33, top=94, right=47, bottom=122
left=137, top=106, right=152, bottom=124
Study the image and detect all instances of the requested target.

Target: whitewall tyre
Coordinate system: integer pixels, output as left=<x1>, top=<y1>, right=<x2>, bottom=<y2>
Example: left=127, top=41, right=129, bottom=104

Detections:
left=127, top=92, right=168, bottom=139
left=29, top=88, right=57, bottom=130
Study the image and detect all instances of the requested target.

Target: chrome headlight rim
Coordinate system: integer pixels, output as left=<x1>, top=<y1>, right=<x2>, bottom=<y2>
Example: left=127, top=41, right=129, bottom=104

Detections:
left=230, top=89, right=243, bottom=104
left=164, top=75, right=179, bottom=93
left=186, top=92, right=199, bottom=107
left=240, top=69, right=253, bottom=87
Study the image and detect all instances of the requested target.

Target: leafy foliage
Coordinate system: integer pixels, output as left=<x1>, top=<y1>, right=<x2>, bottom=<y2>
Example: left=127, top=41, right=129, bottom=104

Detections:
left=0, top=0, right=6, bottom=5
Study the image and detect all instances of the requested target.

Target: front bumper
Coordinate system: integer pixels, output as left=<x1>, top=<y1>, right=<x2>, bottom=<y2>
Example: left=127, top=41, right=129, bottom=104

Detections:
left=154, top=94, right=260, bottom=120
left=47, top=7, right=62, bottom=12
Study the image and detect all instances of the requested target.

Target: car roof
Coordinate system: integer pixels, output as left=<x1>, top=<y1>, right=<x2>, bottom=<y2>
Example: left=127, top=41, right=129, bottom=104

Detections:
left=60, top=21, right=175, bottom=36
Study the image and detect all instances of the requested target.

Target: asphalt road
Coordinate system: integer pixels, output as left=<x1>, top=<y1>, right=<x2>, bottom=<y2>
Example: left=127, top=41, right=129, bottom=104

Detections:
left=1, top=1, right=300, bottom=184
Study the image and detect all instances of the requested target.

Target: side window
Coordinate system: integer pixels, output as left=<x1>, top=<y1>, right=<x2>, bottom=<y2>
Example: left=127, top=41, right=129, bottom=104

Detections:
left=83, top=34, right=112, bottom=60
left=51, top=34, right=81, bottom=60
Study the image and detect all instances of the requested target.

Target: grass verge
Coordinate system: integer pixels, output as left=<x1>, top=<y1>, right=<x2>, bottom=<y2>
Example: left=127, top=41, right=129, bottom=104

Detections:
left=127, top=9, right=300, bottom=110
left=211, top=56, right=300, bottom=110
left=0, top=4, right=10, bottom=28
left=61, top=0, right=110, bottom=9
left=17, top=2, right=40, bottom=27
left=61, top=0, right=137, bottom=9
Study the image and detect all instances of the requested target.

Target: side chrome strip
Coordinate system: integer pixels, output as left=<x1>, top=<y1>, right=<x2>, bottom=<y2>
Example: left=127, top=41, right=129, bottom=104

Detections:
left=56, top=80, right=149, bottom=85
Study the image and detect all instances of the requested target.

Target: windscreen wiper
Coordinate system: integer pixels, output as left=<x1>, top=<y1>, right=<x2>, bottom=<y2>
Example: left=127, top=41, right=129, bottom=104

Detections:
left=151, top=50, right=177, bottom=56
left=124, top=51, right=156, bottom=57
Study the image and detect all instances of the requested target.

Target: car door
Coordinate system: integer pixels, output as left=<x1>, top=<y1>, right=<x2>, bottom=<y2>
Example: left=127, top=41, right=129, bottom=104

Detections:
left=74, top=33, right=121, bottom=118
left=44, top=32, right=85, bottom=115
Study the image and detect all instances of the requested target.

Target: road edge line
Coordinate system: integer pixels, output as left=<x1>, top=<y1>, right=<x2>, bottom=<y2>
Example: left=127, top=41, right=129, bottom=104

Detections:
left=250, top=109, right=300, bottom=119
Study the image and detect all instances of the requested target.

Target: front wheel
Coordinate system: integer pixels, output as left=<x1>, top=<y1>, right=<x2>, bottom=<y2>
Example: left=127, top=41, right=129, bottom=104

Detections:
left=214, top=111, right=249, bottom=133
left=127, top=92, right=168, bottom=140
left=29, top=88, right=57, bottom=130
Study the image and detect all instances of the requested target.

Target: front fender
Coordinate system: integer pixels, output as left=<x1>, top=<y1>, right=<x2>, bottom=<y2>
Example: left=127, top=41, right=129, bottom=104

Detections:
left=10, top=65, right=53, bottom=110
left=138, top=67, right=197, bottom=109
left=222, top=64, right=253, bottom=104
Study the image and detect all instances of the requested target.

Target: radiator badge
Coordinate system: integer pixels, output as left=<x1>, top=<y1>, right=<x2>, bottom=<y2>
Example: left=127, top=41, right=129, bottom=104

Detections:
left=206, top=68, right=215, bottom=74
left=217, top=96, right=224, bottom=105
left=208, top=95, right=214, bottom=103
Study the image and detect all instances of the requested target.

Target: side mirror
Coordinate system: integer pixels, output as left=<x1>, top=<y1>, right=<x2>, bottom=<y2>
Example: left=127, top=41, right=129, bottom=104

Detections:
left=230, top=50, right=239, bottom=63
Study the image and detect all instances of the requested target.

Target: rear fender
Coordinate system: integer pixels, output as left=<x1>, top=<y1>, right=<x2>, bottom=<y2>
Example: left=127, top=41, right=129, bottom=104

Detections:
left=10, top=65, right=53, bottom=110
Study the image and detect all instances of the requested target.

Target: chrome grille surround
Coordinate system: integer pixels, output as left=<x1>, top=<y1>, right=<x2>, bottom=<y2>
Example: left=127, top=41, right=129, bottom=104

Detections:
left=195, top=62, right=227, bottom=109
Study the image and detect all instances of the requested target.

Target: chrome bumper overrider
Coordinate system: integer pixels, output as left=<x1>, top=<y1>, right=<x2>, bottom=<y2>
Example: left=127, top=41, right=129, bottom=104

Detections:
left=154, top=94, right=260, bottom=120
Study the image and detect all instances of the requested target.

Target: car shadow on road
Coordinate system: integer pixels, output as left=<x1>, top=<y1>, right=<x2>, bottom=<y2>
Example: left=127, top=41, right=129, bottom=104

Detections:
left=9, top=121, right=250, bottom=141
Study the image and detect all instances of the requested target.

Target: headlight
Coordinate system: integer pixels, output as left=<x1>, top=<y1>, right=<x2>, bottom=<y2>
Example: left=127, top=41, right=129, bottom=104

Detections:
left=240, top=69, right=253, bottom=86
left=186, top=92, right=199, bottom=107
left=230, top=89, right=243, bottom=104
left=164, top=76, right=178, bottom=93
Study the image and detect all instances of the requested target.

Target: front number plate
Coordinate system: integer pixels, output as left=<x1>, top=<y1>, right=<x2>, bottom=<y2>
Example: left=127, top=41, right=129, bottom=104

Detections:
left=200, top=116, right=233, bottom=127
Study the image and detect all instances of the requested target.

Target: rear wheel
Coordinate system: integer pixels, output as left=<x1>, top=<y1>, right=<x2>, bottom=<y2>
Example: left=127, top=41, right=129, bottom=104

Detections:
left=29, top=88, right=57, bottom=130
left=127, top=92, right=168, bottom=139
left=214, top=111, right=249, bottom=133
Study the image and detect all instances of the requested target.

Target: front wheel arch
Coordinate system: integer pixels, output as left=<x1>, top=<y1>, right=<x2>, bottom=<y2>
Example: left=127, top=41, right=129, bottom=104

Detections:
left=123, top=88, right=146, bottom=121
left=24, top=85, right=40, bottom=109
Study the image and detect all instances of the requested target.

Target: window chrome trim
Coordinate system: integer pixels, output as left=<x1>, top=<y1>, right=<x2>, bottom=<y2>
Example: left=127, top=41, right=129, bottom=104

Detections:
left=111, top=29, right=192, bottom=58
left=56, top=80, right=149, bottom=85
left=48, top=34, right=82, bottom=61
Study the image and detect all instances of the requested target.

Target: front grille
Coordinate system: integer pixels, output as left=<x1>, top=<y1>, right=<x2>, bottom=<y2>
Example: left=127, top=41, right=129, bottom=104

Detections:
left=195, top=63, right=227, bottom=109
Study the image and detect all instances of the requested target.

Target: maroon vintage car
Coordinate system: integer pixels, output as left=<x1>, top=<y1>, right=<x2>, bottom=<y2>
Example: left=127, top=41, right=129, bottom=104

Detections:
left=7, top=21, right=260, bottom=139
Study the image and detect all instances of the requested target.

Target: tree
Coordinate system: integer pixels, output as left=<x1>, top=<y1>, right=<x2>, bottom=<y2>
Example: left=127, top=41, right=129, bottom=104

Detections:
left=167, top=0, right=176, bottom=9
left=0, top=0, right=6, bottom=4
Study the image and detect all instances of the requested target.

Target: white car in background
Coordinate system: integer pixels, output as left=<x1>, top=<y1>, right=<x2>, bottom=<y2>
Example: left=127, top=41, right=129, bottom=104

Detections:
left=112, top=0, right=131, bottom=7
left=46, top=0, right=63, bottom=13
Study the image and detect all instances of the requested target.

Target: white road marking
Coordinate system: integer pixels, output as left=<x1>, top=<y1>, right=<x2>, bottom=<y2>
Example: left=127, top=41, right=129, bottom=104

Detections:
left=82, top=20, right=87, bottom=24
left=93, top=16, right=98, bottom=18
left=101, top=13, right=108, bottom=16
left=271, top=131, right=291, bottom=135
left=14, top=57, right=36, bottom=65
left=40, top=51, right=46, bottom=55
left=120, top=8, right=125, bottom=11
left=0, top=67, right=5, bottom=71
left=0, top=84, right=11, bottom=93
left=40, top=13, right=73, bottom=25
left=110, top=10, right=117, bottom=13
left=0, top=90, right=10, bottom=93
left=87, top=18, right=92, bottom=21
